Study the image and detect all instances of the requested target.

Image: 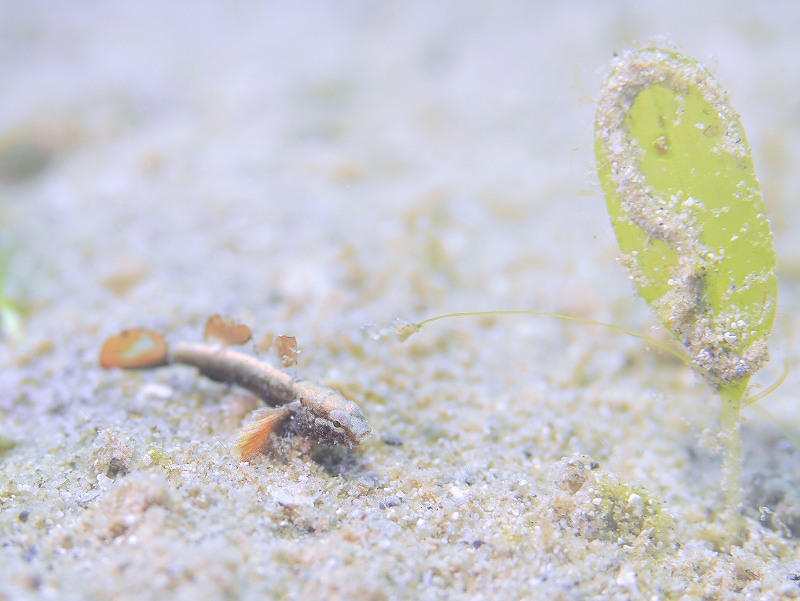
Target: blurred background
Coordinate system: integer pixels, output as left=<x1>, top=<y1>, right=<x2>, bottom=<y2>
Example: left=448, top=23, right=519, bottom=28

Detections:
left=1, top=3, right=799, bottom=598
left=2, top=1, right=798, bottom=338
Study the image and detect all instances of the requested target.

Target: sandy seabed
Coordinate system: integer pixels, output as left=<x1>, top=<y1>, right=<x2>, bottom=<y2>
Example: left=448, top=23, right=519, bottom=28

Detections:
left=2, top=2, right=800, bottom=599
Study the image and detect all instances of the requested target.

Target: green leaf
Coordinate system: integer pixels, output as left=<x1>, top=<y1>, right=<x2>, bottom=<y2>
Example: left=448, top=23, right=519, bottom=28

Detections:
left=0, top=256, right=22, bottom=341
left=595, top=45, right=777, bottom=400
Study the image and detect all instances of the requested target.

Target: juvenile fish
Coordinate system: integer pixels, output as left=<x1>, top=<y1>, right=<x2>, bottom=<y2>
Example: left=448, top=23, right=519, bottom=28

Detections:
left=100, top=329, right=372, bottom=460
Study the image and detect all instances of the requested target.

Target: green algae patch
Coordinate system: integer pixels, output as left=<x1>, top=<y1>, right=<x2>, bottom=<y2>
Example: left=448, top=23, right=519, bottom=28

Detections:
left=546, top=454, right=675, bottom=549
left=595, top=44, right=777, bottom=399
left=592, top=473, right=674, bottom=547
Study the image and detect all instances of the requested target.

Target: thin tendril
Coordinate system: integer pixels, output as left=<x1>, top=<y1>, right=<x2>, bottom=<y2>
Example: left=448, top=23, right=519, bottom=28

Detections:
left=414, top=310, right=787, bottom=402
left=416, top=310, right=688, bottom=363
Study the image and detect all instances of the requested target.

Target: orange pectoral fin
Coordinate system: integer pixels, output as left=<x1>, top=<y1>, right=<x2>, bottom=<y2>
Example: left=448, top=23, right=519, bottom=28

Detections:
left=235, top=406, right=294, bottom=461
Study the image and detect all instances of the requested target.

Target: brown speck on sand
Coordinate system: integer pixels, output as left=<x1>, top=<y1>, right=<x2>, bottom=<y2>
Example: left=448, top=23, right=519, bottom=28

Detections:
left=203, top=314, right=253, bottom=346
left=99, top=328, right=169, bottom=369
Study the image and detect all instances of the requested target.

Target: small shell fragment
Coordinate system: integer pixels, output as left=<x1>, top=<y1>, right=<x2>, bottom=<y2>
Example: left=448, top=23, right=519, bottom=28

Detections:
left=393, top=318, right=420, bottom=342
left=99, top=328, right=169, bottom=369
left=203, top=314, right=252, bottom=346
left=272, top=335, right=299, bottom=367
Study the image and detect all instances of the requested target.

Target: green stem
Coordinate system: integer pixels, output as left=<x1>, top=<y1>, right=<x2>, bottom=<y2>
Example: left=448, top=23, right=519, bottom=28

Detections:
left=719, top=392, right=743, bottom=541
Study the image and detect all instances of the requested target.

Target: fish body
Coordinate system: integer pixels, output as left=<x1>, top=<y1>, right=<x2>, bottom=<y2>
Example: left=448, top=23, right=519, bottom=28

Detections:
left=100, top=331, right=372, bottom=460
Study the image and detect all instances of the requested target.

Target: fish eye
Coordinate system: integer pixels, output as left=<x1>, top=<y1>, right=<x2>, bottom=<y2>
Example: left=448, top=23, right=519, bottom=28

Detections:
left=333, top=420, right=342, bottom=429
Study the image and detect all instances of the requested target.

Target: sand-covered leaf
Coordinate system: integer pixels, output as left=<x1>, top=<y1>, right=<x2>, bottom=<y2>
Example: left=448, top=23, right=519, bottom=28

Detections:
left=595, top=45, right=777, bottom=399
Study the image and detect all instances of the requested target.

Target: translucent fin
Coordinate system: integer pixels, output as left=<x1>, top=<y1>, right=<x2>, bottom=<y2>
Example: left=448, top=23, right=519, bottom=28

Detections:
left=235, top=406, right=294, bottom=461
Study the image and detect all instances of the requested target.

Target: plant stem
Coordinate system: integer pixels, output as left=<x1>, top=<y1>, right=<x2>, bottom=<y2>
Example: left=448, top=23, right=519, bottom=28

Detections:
left=719, top=392, right=743, bottom=541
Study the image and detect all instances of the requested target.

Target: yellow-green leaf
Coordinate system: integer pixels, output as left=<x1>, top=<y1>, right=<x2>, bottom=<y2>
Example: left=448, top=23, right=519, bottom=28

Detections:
left=595, top=45, right=777, bottom=400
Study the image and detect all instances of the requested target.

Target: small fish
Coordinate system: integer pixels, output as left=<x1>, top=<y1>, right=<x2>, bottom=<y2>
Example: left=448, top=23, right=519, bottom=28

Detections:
left=100, top=329, right=372, bottom=461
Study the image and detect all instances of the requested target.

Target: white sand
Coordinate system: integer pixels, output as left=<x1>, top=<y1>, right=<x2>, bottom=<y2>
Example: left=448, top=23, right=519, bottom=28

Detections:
left=2, top=2, right=800, bottom=599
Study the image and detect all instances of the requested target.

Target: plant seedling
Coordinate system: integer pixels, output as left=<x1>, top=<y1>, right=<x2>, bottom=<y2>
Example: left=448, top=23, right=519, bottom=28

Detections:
left=399, top=43, right=779, bottom=541
left=100, top=317, right=372, bottom=460
left=595, top=43, right=777, bottom=536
